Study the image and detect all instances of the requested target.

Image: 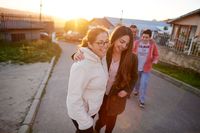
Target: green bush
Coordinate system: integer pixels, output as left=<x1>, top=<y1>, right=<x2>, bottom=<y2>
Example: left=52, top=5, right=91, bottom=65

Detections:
left=0, top=40, right=61, bottom=63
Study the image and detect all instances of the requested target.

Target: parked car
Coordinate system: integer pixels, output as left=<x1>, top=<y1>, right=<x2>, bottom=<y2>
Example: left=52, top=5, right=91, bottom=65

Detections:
left=40, top=32, right=50, bottom=41
left=65, top=31, right=83, bottom=42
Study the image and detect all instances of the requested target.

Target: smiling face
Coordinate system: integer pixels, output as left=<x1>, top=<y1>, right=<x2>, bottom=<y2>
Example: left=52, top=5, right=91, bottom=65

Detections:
left=141, top=33, right=151, bottom=44
left=113, top=35, right=130, bottom=53
left=88, top=32, right=109, bottom=58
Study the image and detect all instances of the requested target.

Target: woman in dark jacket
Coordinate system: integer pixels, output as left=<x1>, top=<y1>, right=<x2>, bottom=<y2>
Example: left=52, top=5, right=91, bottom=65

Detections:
left=94, top=26, right=138, bottom=133
left=73, top=26, right=138, bottom=133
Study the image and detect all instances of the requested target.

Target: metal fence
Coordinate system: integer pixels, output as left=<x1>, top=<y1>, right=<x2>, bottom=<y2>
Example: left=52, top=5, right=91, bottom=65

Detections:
left=0, top=13, right=52, bottom=30
left=0, top=13, right=52, bottom=21
left=154, top=34, right=200, bottom=57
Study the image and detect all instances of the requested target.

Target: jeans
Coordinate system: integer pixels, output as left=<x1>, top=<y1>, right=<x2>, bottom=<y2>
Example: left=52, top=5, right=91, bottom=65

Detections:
left=134, top=71, right=150, bottom=103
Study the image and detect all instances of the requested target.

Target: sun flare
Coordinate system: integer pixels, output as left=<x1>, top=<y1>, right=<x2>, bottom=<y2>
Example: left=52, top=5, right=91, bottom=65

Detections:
left=42, top=0, right=99, bottom=20
left=1, top=0, right=200, bottom=21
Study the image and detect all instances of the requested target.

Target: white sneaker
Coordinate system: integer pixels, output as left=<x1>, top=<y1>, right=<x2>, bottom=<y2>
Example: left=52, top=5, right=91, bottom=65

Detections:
left=139, top=102, right=145, bottom=108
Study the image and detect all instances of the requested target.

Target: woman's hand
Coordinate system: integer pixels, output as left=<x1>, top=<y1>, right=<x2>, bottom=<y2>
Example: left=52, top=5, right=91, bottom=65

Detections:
left=118, top=90, right=128, bottom=98
left=73, top=49, right=84, bottom=61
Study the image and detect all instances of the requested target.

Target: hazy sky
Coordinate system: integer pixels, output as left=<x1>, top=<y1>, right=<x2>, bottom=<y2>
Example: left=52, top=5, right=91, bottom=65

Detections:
left=0, top=0, right=200, bottom=21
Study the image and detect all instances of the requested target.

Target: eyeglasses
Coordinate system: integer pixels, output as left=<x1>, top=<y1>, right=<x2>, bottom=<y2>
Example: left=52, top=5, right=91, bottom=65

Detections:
left=95, top=41, right=110, bottom=47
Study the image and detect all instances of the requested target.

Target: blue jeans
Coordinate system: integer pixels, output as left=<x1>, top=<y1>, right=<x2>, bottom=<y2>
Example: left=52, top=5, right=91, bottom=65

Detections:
left=134, top=71, right=150, bottom=103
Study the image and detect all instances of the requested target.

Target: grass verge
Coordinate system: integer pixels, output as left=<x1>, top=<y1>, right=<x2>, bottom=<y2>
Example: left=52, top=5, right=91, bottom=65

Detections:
left=153, top=61, right=200, bottom=89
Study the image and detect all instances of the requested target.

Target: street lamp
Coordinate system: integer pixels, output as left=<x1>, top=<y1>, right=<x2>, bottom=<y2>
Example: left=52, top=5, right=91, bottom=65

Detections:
left=120, top=10, right=123, bottom=25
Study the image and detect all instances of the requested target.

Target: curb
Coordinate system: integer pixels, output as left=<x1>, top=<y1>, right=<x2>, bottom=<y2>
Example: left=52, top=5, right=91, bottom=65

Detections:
left=18, top=56, right=56, bottom=133
left=152, top=69, right=200, bottom=97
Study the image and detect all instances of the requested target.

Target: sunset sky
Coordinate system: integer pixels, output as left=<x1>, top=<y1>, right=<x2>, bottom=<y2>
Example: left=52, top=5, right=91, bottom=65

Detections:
left=0, top=0, right=200, bottom=21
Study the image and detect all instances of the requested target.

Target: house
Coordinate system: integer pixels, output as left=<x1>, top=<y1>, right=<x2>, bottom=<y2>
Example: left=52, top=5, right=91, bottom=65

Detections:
left=106, top=17, right=171, bottom=37
left=169, top=8, right=200, bottom=50
left=0, top=7, right=54, bottom=41
left=89, top=17, right=170, bottom=37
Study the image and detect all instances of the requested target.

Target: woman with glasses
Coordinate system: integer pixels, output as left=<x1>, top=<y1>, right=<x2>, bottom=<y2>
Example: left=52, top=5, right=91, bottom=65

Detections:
left=73, top=26, right=138, bottom=133
left=66, top=27, right=109, bottom=133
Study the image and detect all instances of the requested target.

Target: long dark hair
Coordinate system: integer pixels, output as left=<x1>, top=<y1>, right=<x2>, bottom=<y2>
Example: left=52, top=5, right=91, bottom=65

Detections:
left=107, top=26, right=134, bottom=89
left=81, top=27, right=108, bottom=47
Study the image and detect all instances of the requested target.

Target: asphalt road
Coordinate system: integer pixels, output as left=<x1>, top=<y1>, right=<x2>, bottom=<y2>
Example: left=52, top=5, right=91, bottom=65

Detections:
left=32, top=41, right=200, bottom=133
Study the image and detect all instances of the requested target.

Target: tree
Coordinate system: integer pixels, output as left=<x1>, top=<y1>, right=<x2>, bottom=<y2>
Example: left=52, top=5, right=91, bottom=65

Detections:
left=164, top=26, right=168, bottom=30
left=64, top=18, right=89, bottom=35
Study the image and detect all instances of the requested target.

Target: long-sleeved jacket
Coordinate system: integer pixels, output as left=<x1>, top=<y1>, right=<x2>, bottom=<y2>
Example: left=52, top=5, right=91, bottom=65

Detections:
left=132, top=39, right=159, bottom=72
left=66, top=48, right=108, bottom=130
left=105, top=50, right=138, bottom=116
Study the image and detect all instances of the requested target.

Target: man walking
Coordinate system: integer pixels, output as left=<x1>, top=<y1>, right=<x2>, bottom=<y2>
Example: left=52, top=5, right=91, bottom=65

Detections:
left=130, top=25, right=140, bottom=41
left=132, top=29, right=159, bottom=108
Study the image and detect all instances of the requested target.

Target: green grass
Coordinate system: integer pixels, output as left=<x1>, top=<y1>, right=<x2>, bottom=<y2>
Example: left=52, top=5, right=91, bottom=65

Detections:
left=153, top=62, right=200, bottom=89
left=0, top=40, right=61, bottom=63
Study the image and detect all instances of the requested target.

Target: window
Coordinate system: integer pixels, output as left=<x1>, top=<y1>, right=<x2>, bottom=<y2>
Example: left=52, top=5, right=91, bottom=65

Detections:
left=189, top=26, right=197, bottom=40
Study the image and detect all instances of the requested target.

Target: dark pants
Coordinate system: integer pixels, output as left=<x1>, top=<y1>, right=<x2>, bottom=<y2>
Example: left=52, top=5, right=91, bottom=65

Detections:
left=72, top=115, right=95, bottom=133
left=95, top=95, right=117, bottom=133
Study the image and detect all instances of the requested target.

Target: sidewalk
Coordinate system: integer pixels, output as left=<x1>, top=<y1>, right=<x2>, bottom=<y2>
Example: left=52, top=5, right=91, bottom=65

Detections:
left=0, top=62, right=49, bottom=133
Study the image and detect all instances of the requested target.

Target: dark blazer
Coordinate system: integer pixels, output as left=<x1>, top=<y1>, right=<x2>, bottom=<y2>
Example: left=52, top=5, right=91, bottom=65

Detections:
left=105, top=50, right=138, bottom=116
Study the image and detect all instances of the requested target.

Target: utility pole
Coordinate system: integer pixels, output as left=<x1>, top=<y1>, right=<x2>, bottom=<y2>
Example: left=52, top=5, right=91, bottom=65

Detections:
left=120, top=10, right=123, bottom=25
left=39, top=0, right=42, bottom=21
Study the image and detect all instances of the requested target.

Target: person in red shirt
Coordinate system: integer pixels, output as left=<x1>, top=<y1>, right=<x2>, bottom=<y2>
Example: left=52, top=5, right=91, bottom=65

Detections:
left=132, top=29, right=159, bottom=108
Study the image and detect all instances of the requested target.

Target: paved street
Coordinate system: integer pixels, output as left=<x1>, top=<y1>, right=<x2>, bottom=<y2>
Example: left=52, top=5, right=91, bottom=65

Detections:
left=32, top=41, right=200, bottom=133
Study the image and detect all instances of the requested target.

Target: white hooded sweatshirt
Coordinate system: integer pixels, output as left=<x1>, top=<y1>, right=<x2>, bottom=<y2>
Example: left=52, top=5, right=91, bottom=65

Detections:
left=66, top=47, right=108, bottom=130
